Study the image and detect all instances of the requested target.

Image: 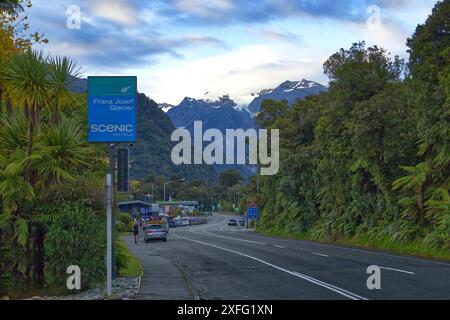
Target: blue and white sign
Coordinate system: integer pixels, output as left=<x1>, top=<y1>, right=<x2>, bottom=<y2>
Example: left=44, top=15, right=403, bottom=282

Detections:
left=248, top=207, right=259, bottom=219
left=88, top=76, right=137, bottom=143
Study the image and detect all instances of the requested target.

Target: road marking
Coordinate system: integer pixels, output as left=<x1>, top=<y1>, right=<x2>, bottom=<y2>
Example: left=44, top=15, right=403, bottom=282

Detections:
left=173, top=234, right=368, bottom=301
left=379, top=266, right=415, bottom=275
left=312, top=252, right=330, bottom=258
left=191, top=229, right=268, bottom=246
left=225, top=230, right=450, bottom=267
left=274, top=245, right=285, bottom=249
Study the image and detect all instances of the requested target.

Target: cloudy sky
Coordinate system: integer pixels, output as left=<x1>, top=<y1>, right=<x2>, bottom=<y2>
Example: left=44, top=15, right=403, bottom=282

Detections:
left=29, top=0, right=438, bottom=105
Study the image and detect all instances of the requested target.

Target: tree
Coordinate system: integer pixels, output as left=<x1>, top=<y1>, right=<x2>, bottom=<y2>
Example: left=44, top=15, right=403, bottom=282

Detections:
left=219, top=169, right=243, bottom=189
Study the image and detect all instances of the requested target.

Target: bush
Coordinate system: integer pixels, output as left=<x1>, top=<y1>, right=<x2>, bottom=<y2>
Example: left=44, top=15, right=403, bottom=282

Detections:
left=44, top=203, right=106, bottom=291
left=115, top=212, right=133, bottom=232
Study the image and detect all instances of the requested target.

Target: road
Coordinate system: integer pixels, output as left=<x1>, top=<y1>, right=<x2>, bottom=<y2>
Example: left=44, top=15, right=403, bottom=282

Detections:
left=127, top=213, right=450, bottom=300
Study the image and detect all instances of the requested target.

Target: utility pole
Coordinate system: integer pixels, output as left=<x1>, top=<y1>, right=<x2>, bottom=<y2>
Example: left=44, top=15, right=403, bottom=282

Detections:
left=105, top=174, right=112, bottom=296
left=164, top=179, right=185, bottom=202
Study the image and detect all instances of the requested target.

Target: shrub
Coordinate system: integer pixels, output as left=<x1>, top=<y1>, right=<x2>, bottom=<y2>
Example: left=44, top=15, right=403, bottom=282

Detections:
left=44, top=203, right=106, bottom=291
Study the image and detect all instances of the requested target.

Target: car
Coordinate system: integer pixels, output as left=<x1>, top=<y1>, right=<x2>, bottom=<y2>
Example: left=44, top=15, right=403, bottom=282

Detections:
left=169, top=220, right=178, bottom=228
left=238, top=218, right=245, bottom=227
left=144, top=224, right=167, bottom=242
left=181, top=217, right=190, bottom=226
left=228, top=219, right=237, bottom=226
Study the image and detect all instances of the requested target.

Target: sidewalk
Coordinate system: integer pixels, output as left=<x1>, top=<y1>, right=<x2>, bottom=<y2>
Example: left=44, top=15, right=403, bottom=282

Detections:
left=123, top=236, right=193, bottom=300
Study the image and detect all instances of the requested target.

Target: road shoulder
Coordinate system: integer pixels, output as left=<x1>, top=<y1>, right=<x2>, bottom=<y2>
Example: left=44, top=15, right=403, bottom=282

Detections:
left=123, top=235, right=194, bottom=300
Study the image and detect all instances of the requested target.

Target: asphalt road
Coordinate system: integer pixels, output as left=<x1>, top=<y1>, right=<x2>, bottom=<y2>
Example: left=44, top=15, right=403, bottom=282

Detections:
left=129, top=213, right=450, bottom=300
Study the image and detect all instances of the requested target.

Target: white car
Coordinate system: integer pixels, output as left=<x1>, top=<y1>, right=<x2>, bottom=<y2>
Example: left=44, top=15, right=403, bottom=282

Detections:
left=181, top=217, right=190, bottom=226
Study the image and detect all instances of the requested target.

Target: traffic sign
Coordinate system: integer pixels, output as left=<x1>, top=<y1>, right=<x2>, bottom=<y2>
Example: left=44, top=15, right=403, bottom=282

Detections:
left=117, top=148, right=129, bottom=193
left=88, top=76, right=137, bottom=143
left=248, top=207, right=258, bottom=219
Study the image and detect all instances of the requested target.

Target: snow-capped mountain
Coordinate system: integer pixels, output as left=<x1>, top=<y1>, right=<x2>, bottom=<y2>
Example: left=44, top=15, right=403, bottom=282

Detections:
left=167, top=95, right=255, bottom=133
left=158, top=103, right=175, bottom=113
left=167, top=95, right=257, bottom=177
left=248, top=79, right=327, bottom=113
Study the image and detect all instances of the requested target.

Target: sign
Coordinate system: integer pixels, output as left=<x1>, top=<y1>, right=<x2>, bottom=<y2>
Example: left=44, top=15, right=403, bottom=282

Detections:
left=88, top=76, right=137, bottom=143
left=248, top=207, right=258, bottom=219
left=248, top=198, right=258, bottom=208
left=117, top=148, right=129, bottom=193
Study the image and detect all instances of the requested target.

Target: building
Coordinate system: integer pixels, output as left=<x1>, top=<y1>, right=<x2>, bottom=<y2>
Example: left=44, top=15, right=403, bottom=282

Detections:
left=158, top=201, right=199, bottom=215
left=118, top=201, right=161, bottom=219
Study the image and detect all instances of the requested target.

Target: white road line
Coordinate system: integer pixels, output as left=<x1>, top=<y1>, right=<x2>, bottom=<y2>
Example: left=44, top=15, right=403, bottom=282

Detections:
left=380, top=266, right=415, bottom=275
left=312, top=252, right=330, bottom=258
left=173, top=234, right=368, bottom=301
left=274, top=245, right=285, bottom=249
left=193, top=229, right=268, bottom=245
left=223, top=231, right=450, bottom=267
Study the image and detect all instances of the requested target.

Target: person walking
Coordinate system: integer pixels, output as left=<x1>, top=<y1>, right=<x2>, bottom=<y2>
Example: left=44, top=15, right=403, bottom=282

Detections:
left=133, top=221, right=139, bottom=244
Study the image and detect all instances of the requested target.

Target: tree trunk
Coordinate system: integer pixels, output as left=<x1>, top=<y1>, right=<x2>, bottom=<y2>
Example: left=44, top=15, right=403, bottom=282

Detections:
left=25, top=103, right=35, bottom=184
left=0, top=85, right=3, bottom=115
left=6, top=97, right=12, bottom=114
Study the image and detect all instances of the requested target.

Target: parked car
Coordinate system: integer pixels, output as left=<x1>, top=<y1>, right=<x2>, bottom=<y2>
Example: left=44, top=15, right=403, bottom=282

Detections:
left=144, top=224, right=167, bottom=242
left=181, top=217, right=190, bottom=226
left=238, top=218, right=245, bottom=227
left=169, top=220, right=178, bottom=228
left=228, top=219, right=237, bottom=226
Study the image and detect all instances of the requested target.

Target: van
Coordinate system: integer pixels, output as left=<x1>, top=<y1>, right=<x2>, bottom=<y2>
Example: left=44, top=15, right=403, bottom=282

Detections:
left=181, top=217, right=190, bottom=227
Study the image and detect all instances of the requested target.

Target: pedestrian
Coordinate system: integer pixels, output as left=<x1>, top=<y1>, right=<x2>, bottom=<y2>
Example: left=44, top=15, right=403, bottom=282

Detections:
left=133, top=221, right=139, bottom=244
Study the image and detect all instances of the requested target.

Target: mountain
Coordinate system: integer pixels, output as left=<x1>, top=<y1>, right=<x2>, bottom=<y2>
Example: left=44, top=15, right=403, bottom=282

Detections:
left=158, top=103, right=174, bottom=113
left=167, top=95, right=256, bottom=177
left=68, top=78, right=87, bottom=93
left=248, top=79, right=327, bottom=113
left=131, top=94, right=218, bottom=181
left=168, top=95, right=255, bottom=133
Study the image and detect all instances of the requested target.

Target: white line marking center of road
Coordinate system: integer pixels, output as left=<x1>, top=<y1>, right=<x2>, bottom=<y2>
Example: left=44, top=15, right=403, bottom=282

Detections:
left=173, top=234, right=368, bottom=301
left=312, top=252, right=330, bottom=258
left=379, top=266, right=415, bottom=275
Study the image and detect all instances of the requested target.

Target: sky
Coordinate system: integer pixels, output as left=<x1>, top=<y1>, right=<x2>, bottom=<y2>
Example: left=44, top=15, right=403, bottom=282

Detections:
left=28, top=0, right=439, bottom=106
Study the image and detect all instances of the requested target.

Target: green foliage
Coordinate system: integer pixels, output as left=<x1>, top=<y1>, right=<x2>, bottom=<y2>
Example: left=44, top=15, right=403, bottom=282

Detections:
left=219, top=169, right=243, bottom=189
left=44, top=203, right=105, bottom=290
left=116, top=212, right=133, bottom=232
left=255, top=1, right=450, bottom=257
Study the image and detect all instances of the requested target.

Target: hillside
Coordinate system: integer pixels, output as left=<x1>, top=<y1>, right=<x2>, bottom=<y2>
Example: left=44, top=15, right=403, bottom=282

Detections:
left=131, top=93, right=218, bottom=181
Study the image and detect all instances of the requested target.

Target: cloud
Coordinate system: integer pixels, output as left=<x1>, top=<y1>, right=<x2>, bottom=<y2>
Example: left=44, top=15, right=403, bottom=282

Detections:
left=256, top=28, right=300, bottom=42
left=136, top=43, right=327, bottom=105
left=88, top=0, right=143, bottom=27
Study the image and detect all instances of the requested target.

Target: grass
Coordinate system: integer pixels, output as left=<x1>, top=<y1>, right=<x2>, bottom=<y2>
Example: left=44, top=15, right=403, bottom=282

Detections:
left=257, top=227, right=450, bottom=262
left=116, top=238, right=143, bottom=277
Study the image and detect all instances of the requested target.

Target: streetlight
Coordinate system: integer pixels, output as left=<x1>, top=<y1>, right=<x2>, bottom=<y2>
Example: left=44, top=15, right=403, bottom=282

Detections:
left=163, top=179, right=185, bottom=202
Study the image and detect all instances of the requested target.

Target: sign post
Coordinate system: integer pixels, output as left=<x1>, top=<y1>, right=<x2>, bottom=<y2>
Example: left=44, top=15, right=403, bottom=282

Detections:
left=105, top=174, right=112, bottom=296
left=117, top=148, right=130, bottom=193
left=247, top=198, right=258, bottom=229
left=88, top=76, right=137, bottom=296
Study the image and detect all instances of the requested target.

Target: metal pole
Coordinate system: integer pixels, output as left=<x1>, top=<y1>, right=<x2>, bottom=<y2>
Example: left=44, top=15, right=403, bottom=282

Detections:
left=109, top=144, right=116, bottom=279
left=163, top=183, right=166, bottom=202
left=105, top=174, right=112, bottom=296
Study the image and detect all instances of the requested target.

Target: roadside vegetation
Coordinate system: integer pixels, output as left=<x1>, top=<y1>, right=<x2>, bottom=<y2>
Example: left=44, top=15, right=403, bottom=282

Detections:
left=0, top=1, right=128, bottom=298
left=254, top=1, right=450, bottom=260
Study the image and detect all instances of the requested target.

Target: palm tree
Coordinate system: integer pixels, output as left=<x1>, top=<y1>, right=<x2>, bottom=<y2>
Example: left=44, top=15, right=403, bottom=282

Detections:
left=48, top=56, right=82, bottom=124
left=0, top=50, right=50, bottom=162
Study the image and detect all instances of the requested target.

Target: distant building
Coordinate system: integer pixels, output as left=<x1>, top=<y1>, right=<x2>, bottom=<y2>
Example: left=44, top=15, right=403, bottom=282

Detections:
left=118, top=201, right=160, bottom=219
left=158, top=201, right=199, bottom=215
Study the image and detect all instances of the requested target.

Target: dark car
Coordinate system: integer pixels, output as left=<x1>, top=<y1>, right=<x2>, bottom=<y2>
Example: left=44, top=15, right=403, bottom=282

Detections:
left=228, top=219, right=237, bottom=226
left=169, top=220, right=178, bottom=228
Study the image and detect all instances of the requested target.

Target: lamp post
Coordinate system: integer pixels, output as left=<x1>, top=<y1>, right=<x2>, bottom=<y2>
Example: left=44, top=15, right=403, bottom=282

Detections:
left=163, top=179, right=185, bottom=202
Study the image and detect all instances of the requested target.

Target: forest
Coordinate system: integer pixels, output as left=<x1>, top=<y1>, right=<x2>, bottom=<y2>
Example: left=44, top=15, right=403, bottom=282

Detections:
left=253, top=1, right=449, bottom=259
